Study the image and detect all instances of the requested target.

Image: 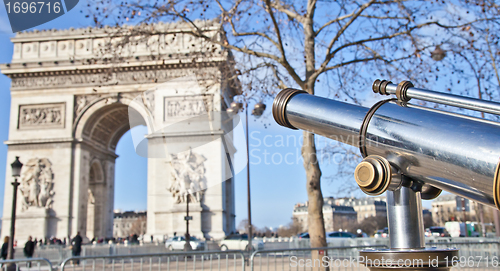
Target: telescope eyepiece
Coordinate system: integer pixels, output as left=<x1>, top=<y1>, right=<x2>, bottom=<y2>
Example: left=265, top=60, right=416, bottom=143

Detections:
left=355, top=155, right=393, bottom=196
left=272, top=88, right=308, bottom=130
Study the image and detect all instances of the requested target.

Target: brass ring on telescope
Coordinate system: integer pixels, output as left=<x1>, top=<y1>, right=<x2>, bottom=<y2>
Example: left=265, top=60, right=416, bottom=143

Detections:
left=396, top=80, right=414, bottom=103
left=272, top=88, right=308, bottom=130
left=359, top=98, right=397, bottom=157
left=372, top=79, right=393, bottom=95
left=493, top=158, right=500, bottom=211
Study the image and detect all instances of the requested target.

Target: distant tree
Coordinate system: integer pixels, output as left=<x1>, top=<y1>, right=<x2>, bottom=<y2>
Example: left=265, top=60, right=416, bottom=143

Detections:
left=277, top=217, right=303, bottom=237
left=129, top=215, right=147, bottom=236
left=237, top=219, right=257, bottom=235
left=347, top=216, right=388, bottom=236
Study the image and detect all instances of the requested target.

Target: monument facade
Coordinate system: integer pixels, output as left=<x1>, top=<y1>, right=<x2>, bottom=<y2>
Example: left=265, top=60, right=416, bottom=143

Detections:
left=0, top=22, right=239, bottom=242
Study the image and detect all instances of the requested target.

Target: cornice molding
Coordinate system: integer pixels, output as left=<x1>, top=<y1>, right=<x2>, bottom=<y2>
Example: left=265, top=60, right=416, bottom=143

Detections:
left=8, top=62, right=222, bottom=90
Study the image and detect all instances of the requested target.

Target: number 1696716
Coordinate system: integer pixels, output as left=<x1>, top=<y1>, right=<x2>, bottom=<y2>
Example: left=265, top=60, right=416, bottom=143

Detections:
left=6, top=2, right=61, bottom=14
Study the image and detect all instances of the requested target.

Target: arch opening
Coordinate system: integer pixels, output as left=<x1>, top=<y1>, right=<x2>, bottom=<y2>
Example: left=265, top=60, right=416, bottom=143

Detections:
left=78, top=102, right=148, bottom=241
left=113, top=126, right=148, bottom=239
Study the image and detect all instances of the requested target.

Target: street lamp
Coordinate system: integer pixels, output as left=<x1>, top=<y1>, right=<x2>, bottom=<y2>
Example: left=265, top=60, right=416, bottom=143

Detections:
left=431, top=45, right=446, bottom=61
left=227, top=99, right=266, bottom=252
left=184, top=196, right=193, bottom=252
left=8, top=156, right=23, bottom=261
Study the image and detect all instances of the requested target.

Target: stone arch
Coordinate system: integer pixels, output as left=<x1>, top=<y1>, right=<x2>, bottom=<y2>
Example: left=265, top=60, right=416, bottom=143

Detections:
left=73, top=97, right=151, bottom=240
left=74, top=95, right=152, bottom=152
left=89, top=159, right=105, bottom=183
left=1, top=24, right=239, bottom=243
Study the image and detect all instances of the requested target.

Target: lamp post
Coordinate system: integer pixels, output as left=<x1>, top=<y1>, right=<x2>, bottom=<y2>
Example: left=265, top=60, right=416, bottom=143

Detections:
left=431, top=45, right=446, bottom=61
left=184, top=196, right=192, bottom=252
left=8, top=156, right=23, bottom=261
left=227, top=99, right=266, bottom=252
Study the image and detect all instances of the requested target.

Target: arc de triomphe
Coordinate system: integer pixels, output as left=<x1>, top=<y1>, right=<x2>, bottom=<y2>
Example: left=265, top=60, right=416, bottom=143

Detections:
left=0, top=22, right=239, bottom=242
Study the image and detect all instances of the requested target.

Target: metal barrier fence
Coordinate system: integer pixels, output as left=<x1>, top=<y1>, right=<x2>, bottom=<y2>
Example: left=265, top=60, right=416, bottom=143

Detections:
left=12, top=237, right=497, bottom=264
left=249, top=245, right=387, bottom=271
left=249, top=241, right=500, bottom=271
left=0, top=258, right=53, bottom=271
left=60, top=251, right=246, bottom=271
left=0, top=240, right=498, bottom=271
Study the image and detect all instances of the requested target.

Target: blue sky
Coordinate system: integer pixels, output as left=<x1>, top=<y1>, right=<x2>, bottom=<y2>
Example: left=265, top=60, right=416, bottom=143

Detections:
left=0, top=3, right=438, bottom=230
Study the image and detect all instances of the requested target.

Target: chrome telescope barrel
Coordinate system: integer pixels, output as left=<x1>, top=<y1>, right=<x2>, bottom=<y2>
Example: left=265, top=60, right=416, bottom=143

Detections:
left=273, top=88, right=500, bottom=210
left=373, top=79, right=500, bottom=115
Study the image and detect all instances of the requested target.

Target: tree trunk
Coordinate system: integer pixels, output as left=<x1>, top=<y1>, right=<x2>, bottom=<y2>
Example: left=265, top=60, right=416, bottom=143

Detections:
left=302, top=131, right=327, bottom=269
left=302, top=2, right=327, bottom=269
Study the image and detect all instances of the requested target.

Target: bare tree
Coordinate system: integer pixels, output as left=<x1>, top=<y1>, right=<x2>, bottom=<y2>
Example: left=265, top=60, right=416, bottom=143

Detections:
left=237, top=219, right=257, bottom=235
left=277, top=217, right=303, bottom=237
left=429, top=2, right=500, bottom=235
left=346, top=216, right=387, bottom=236
left=130, top=215, right=147, bottom=236
left=87, top=1, right=498, bottom=259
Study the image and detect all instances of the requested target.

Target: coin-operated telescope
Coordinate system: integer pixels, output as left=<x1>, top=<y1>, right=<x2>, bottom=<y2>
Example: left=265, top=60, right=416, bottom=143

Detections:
left=273, top=80, right=500, bottom=270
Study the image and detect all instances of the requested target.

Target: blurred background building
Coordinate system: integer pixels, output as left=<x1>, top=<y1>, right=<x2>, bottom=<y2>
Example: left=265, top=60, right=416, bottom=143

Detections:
left=113, top=210, right=147, bottom=239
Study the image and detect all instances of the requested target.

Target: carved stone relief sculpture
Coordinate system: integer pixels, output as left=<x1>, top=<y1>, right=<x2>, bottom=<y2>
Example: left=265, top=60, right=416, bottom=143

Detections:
left=164, top=94, right=213, bottom=120
left=142, top=90, right=155, bottom=114
left=19, top=158, right=55, bottom=211
left=169, top=149, right=207, bottom=204
left=18, top=103, right=65, bottom=129
left=74, top=95, right=101, bottom=122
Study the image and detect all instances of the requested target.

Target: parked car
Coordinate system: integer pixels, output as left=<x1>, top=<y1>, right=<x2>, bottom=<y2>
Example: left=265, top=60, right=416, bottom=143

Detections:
left=444, top=222, right=479, bottom=237
left=165, top=236, right=205, bottom=251
left=297, top=232, right=310, bottom=239
left=326, top=231, right=356, bottom=238
left=428, top=226, right=451, bottom=237
left=374, top=228, right=388, bottom=238
left=219, top=234, right=264, bottom=251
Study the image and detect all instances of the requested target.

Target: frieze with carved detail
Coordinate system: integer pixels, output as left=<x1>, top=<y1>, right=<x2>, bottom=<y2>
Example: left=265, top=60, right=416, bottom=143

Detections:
left=74, top=95, right=102, bottom=118
left=18, top=103, right=65, bottom=129
left=165, top=95, right=213, bottom=119
left=10, top=66, right=219, bottom=90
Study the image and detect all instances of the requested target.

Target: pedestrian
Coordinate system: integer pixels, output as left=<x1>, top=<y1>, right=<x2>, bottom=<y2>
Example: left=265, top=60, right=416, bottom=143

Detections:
left=24, top=236, right=35, bottom=267
left=71, top=232, right=83, bottom=265
left=1, top=236, right=9, bottom=260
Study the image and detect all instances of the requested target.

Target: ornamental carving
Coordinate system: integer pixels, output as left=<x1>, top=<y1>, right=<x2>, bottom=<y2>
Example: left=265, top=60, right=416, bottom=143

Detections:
left=11, top=67, right=216, bottom=89
left=169, top=149, right=207, bottom=204
left=19, top=158, right=55, bottom=211
left=142, top=90, right=155, bottom=113
left=164, top=95, right=212, bottom=119
left=18, top=103, right=65, bottom=129
left=74, top=95, right=101, bottom=117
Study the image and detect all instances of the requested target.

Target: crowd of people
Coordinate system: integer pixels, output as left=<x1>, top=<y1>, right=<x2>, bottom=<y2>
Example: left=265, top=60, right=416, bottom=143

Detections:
left=0, top=233, right=84, bottom=265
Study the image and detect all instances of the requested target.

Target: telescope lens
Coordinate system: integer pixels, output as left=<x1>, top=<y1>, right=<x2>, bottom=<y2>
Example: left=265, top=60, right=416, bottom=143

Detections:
left=355, top=162, right=377, bottom=187
left=355, top=155, right=392, bottom=195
